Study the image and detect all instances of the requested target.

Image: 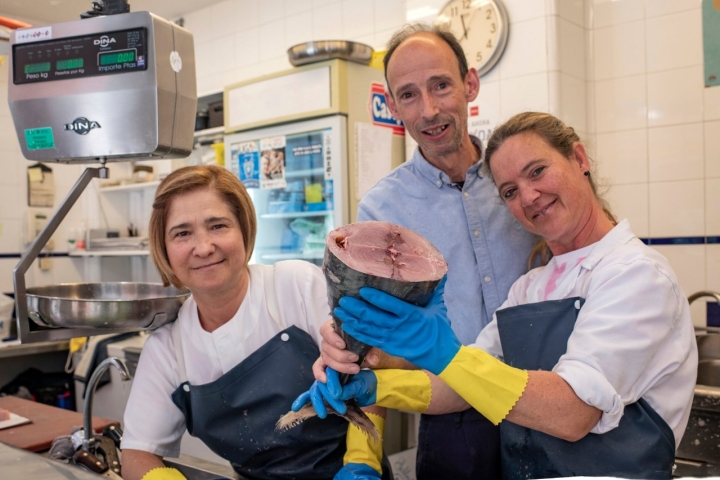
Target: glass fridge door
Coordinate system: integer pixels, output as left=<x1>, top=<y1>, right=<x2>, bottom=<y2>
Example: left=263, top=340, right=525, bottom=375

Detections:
left=225, top=115, right=348, bottom=266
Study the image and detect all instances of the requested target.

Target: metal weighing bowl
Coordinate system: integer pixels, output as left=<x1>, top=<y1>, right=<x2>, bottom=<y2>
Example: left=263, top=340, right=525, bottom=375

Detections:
left=26, top=283, right=190, bottom=330
left=287, top=40, right=374, bottom=67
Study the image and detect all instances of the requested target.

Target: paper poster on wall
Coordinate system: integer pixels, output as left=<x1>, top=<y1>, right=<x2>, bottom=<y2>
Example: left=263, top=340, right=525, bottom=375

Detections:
left=355, top=122, right=393, bottom=201
left=27, top=163, right=54, bottom=207
left=467, top=85, right=500, bottom=146
left=703, top=0, right=720, bottom=87
left=260, top=136, right=287, bottom=189
left=323, top=130, right=333, bottom=179
left=230, top=141, right=260, bottom=188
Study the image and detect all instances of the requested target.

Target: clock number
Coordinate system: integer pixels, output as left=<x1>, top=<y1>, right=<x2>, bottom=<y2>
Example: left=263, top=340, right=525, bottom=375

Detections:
left=486, top=8, right=492, bottom=20
left=476, top=52, right=483, bottom=62
left=463, top=0, right=471, bottom=8
left=451, top=6, right=458, bottom=16
left=487, top=39, right=493, bottom=48
left=490, top=23, right=496, bottom=33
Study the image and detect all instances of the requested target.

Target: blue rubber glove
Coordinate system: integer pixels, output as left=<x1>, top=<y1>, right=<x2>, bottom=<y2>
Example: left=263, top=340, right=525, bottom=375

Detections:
left=334, top=462, right=381, bottom=480
left=334, top=276, right=461, bottom=375
left=337, top=370, right=378, bottom=406
left=291, top=367, right=347, bottom=418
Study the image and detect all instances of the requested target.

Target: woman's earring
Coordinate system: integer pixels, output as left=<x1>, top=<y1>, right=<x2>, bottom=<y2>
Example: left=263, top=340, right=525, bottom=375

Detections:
left=583, top=171, right=590, bottom=177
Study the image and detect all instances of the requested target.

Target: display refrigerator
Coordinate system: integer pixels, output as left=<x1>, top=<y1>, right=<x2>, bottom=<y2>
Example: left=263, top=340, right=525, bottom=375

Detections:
left=223, top=59, right=405, bottom=265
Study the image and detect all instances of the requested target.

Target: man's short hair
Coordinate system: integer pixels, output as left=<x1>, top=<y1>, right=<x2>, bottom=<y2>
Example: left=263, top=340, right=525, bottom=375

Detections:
left=383, top=23, right=469, bottom=96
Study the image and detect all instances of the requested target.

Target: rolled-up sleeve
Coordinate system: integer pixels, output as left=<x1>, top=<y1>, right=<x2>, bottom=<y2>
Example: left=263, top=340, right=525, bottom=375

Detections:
left=553, top=258, right=681, bottom=433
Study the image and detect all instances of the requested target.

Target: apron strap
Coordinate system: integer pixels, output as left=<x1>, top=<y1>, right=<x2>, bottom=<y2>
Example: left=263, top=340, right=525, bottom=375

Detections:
left=171, top=318, right=188, bottom=385
left=262, top=264, right=283, bottom=331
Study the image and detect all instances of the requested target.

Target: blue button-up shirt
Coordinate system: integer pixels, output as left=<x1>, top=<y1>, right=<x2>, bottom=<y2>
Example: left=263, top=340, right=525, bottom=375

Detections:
left=357, top=137, right=537, bottom=345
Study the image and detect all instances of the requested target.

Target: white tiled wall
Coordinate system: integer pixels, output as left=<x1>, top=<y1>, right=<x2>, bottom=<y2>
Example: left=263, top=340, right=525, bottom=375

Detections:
left=186, top=0, right=407, bottom=97
left=587, top=0, right=718, bottom=326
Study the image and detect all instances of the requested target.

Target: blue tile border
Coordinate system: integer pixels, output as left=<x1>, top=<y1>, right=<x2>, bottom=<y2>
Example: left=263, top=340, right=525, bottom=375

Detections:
left=0, top=253, right=70, bottom=258
left=639, top=237, right=720, bottom=246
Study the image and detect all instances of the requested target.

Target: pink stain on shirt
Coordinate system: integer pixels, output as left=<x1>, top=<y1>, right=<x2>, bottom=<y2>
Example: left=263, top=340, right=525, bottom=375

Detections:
left=544, top=263, right=567, bottom=300
left=544, top=257, right=586, bottom=300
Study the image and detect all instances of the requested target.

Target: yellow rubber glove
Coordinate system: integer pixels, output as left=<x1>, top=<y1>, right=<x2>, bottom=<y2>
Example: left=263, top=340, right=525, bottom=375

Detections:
left=343, top=412, right=385, bottom=474
left=438, top=346, right=528, bottom=425
left=374, top=369, right=432, bottom=412
left=141, top=467, right=187, bottom=480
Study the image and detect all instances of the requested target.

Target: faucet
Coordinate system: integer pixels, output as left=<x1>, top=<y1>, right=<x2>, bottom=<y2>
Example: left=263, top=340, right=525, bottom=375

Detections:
left=689, top=291, right=720, bottom=334
left=688, top=291, right=720, bottom=305
left=82, top=356, right=132, bottom=451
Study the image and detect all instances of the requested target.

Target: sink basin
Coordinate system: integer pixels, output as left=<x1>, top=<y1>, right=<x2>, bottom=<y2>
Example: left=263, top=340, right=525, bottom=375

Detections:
left=698, top=360, right=720, bottom=387
left=676, top=353, right=720, bottom=466
left=697, top=333, right=720, bottom=361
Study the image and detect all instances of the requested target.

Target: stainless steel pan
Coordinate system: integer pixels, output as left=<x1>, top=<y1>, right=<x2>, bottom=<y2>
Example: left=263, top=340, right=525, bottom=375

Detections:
left=287, top=40, right=374, bottom=66
left=26, top=283, right=189, bottom=329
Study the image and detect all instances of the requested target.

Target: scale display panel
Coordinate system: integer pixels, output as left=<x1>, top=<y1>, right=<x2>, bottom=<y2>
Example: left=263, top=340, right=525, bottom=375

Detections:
left=13, top=27, right=148, bottom=84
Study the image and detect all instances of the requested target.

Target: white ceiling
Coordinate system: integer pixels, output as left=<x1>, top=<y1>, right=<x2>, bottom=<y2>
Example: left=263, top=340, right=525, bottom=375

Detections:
left=0, top=0, right=224, bottom=25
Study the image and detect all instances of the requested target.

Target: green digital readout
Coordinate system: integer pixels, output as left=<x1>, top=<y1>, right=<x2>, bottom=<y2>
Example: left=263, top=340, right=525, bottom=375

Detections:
left=56, top=58, right=84, bottom=70
left=24, top=62, right=51, bottom=74
left=99, top=50, right=136, bottom=66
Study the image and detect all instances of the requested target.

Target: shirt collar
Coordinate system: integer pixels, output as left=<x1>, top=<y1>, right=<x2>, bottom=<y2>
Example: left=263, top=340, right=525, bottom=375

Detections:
left=579, top=219, right=636, bottom=270
left=410, top=135, right=485, bottom=189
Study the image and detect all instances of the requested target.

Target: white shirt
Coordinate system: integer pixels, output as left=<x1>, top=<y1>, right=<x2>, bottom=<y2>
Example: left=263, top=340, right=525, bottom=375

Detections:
left=121, top=260, right=331, bottom=457
left=472, top=220, right=697, bottom=448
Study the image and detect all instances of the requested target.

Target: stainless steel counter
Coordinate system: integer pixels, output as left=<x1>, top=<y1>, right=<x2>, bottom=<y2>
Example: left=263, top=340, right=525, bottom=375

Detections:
left=0, top=441, right=238, bottom=480
left=0, top=340, right=69, bottom=359
left=0, top=443, right=103, bottom=479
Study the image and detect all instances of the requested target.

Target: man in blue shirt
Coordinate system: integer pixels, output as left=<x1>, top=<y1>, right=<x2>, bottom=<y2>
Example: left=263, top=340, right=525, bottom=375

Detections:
left=318, top=23, right=536, bottom=479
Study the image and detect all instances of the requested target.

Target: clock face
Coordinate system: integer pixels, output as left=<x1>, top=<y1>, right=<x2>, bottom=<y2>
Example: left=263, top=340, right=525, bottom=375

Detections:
left=436, top=0, right=509, bottom=77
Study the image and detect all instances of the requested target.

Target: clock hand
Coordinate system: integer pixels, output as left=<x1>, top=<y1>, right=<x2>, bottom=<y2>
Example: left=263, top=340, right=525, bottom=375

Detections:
left=460, top=13, right=469, bottom=40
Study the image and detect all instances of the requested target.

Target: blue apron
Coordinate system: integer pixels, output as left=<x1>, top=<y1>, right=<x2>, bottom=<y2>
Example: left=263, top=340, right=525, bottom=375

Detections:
left=496, top=297, right=676, bottom=479
left=171, top=324, right=348, bottom=479
left=168, top=266, right=393, bottom=480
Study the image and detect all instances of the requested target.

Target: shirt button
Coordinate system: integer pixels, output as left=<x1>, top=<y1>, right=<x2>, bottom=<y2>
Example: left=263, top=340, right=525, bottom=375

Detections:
left=463, top=192, right=469, bottom=198
left=473, top=230, right=479, bottom=237
left=436, top=180, right=442, bottom=187
left=281, top=333, right=290, bottom=342
left=484, top=276, right=491, bottom=283
left=183, top=384, right=190, bottom=392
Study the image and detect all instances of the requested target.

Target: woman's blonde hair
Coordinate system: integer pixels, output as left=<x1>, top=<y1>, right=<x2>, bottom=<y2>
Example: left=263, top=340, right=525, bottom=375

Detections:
left=149, top=165, right=257, bottom=288
left=484, top=112, right=617, bottom=268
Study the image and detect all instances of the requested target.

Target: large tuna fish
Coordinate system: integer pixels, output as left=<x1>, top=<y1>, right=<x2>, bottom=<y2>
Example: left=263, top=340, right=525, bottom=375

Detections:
left=277, top=221, right=447, bottom=438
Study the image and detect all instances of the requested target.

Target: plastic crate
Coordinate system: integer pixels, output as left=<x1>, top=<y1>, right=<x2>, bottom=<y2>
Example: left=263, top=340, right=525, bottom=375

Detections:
left=208, top=101, right=224, bottom=128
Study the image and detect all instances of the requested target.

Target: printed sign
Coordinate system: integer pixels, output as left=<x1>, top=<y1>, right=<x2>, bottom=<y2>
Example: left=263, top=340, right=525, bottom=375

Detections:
left=703, top=0, right=720, bottom=87
left=260, top=136, right=287, bottom=189
left=323, top=130, right=333, bottom=179
left=369, top=82, right=404, bottom=135
left=25, top=127, right=55, bottom=150
left=467, top=96, right=496, bottom=145
left=230, top=141, right=260, bottom=188
left=15, top=26, right=52, bottom=44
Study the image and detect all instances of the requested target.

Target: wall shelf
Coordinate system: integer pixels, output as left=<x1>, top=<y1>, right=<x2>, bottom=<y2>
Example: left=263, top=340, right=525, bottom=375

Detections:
left=193, top=126, right=224, bottom=138
left=259, top=210, right=332, bottom=219
left=259, top=250, right=324, bottom=261
left=285, top=168, right=325, bottom=179
left=99, top=181, right=160, bottom=192
left=69, top=250, right=150, bottom=257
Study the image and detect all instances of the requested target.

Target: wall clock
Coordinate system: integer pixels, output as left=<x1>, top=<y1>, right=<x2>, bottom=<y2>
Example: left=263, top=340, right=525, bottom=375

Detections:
left=436, top=0, right=510, bottom=77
